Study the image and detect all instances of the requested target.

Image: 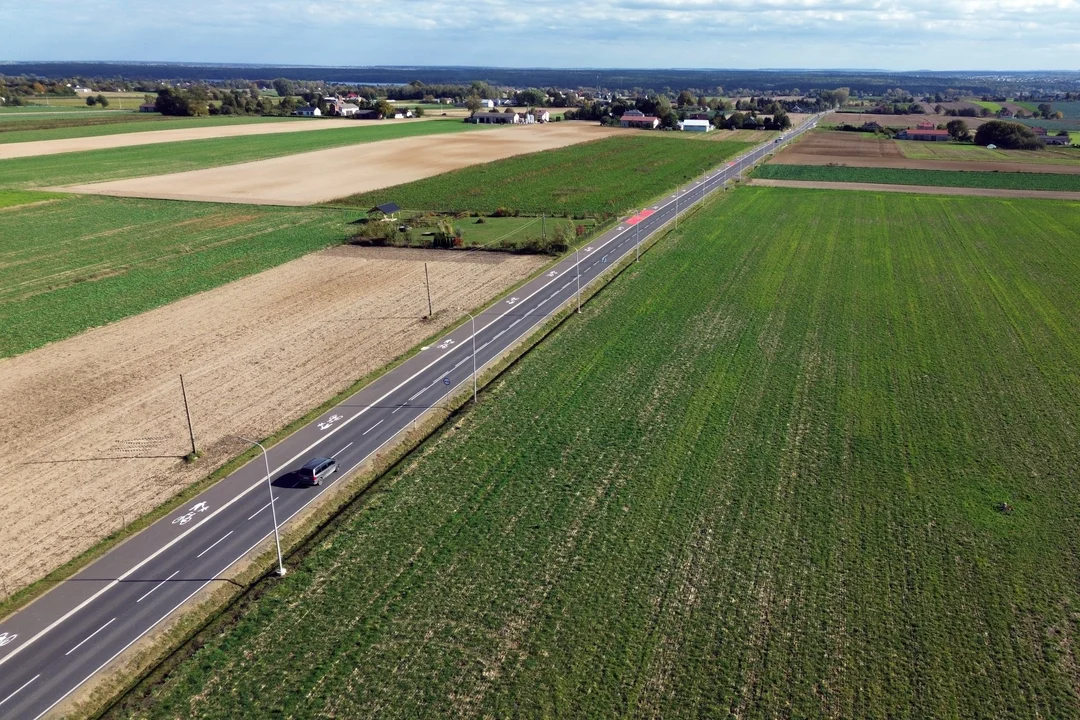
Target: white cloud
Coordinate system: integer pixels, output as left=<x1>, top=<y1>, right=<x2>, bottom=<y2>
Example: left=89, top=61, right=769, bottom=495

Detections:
left=2, top=0, right=1078, bottom=70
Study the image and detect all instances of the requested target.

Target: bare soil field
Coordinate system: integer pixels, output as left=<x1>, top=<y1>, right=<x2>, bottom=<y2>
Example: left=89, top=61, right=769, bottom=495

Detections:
left=0, top=118, right=364, bottom=160
left=0, top=245, right=546, bottom=599
left=772, top=130, right=1080, bottom=174
left=750, top=177, right=1080, bottom=200
left=62, top=123, right=627, bottom=206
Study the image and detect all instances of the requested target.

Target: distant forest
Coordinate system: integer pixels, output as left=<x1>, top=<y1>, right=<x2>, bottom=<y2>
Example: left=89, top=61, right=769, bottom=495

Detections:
left=3, top=62, right=1079, bottom=95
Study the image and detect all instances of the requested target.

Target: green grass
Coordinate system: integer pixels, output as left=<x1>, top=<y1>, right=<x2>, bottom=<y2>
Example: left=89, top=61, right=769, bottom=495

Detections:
left=0, top=189, right=65, bottom=209
left=409, top=214, right=597, bottom=250
left=970, top=99, right=1004, bottom=113
left=0, top=114, right=304, bottom=143
left=754, top=164, right=1080, bottom=192
left=0, top=120, right=484, bottom=190
left=0, top=195, right=360, bottom=357
left=106, top=188, right=1080, bottom=719
left=336, top=135, right=753, bottom=217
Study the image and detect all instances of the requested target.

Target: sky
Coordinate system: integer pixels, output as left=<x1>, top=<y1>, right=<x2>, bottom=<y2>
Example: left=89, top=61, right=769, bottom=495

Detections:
left=1, top=0, right=1078, bottom=71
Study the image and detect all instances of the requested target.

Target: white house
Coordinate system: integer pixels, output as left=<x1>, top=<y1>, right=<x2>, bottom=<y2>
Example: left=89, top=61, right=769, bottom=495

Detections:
left=679, top=119, right=712, bottom=132
left=339, top=103, right=360, bottom=117
left=295, top=105, right=321, bottom=117
left=533, top=109, right=551, bottom=123
left=393, top=108, right=414, bottom=119
left=480, top=99, right=496, bottom=109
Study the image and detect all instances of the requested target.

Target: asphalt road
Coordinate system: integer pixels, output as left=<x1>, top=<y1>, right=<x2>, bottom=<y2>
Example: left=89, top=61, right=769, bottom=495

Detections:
left=0, top=116, right=818, bottom=719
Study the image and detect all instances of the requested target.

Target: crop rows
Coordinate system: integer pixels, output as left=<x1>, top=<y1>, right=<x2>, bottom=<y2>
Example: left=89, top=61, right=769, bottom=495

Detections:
left=337, top=135, right=754, bottom=217
left=0, top=195, right=355, bottom=356
left=0, top=119, right=482, bottom=189
left=109, top=188, right=1080, bottom=719
left=754, top=163, right=1080, bottom=191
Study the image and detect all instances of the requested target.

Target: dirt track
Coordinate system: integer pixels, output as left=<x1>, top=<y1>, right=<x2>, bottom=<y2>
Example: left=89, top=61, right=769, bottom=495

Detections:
left=772, top=130, right=1080, bottom=174
left=0, top=246, right=546, bottom=599
left=61, top=123, right=627, bottom=206
left=750, top=178, right=1080, bottom=200
left=0, top=119, right=373, bottom=160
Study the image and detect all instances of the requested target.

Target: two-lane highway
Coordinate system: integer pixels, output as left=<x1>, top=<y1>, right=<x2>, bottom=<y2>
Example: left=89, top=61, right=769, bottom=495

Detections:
left=0, top=116, right=818, bottom=719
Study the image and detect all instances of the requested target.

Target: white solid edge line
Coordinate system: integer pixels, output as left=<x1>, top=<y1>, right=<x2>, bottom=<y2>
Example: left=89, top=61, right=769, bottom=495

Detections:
left=196, top=531, right=234, bottom=559
left=63, top=618, right=115, bottom=657
left=10, top=117, right=820, bottom=695
left=135, top=571, right=179, bottom=604
left=0, top=674, right=39, bottom=707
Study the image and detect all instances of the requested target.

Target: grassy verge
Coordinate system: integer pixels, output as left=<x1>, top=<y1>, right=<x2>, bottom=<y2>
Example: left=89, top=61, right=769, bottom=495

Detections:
left=753, top=163, right=1080, bottom=191
left=0, top=114, right=303, bottom=143
left=334, top=135, right=753, bottom=218
left=0, top=189, right=66, bottom=209
left=0, top=195, right=363, bottom=356
left=104, top=187, right=1080, bottom=719
left=0, top=120, right=483, bottom=189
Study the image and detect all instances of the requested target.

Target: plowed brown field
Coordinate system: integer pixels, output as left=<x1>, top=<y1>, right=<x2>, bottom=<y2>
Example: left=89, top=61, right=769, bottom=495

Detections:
left=772, top=130, right=1080, bottom=174
left=0, top=246, right=546, bottom=599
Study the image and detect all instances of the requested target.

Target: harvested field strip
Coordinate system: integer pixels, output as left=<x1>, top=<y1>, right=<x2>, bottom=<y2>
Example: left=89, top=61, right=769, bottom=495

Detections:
left=335, top=135, right=753, bottom=217
left=108, top=188, right=1080, bottom=719
left=0, top=195, right=357, bottom=356
left=0, top=114, right=301, bottom=143
left=753, top=164, right=1080, bottom=191
left=0, top=120, right=482, bottom=189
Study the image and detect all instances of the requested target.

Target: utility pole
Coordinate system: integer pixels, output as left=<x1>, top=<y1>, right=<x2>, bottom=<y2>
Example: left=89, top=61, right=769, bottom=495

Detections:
left=424, top=262, right=433, bottom=318
left=180, top=374, right=197, bottom=456
left=635, top=215, right=640, bottom=262
left=675, top=188, right=679, bottom=230
left=542, top=213, right=546, bottom=243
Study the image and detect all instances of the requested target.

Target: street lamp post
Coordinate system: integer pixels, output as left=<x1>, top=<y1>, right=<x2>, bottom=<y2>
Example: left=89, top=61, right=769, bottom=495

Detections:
left=635, top=215, right=640, bottom=262
left=464, top=311, right=478, bottom=404
left=232, top=435, right=286, bottom=577
left=576, top=244, right=582, bottom=313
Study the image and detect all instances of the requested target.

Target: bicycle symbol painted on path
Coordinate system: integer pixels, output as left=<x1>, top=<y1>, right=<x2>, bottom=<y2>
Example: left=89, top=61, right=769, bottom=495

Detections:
left=172, top=501, right=210, bottom=526
left=318, top=414, right=343, bottom=431
left=0, top=632, right=16, bottom=647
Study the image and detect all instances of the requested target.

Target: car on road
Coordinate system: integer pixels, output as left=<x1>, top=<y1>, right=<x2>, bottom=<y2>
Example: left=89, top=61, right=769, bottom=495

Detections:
left=298, top=456, right=337, bottom=486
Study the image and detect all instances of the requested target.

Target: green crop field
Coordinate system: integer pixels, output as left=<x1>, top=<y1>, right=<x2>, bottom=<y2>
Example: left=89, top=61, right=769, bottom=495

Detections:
left=0, top=195, right=357, bottom=357
left=754, top=164, right=1080, bottom=191
left=0, top=120, right=484, bottom=190
left=970, top=99, right=1004, bottom=113
left=337, top=135, right=753, bottom=217
left=106, top=188, right=1080, bottom=720
left=0, top=114, right=303, bottom=143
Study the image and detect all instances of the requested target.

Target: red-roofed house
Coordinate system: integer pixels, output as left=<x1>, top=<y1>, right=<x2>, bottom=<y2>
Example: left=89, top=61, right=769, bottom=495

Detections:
left=1031, top=126, right=1048, bottom=135
left=915, top=121, right=936, bottom=130
left=620, top=110, right=660, bottom=129
left=896, top=127, right=951, bottom=141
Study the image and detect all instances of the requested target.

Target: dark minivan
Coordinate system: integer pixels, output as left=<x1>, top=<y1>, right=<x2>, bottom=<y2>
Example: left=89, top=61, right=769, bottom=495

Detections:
left=298, top=457, right=337, bottom=486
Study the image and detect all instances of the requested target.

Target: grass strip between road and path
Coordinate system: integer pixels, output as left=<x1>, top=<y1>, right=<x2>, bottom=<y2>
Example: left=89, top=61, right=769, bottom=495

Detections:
left=753, top=163, right=1080, bottom=192
left=0, top=120, right=485, bottom=189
